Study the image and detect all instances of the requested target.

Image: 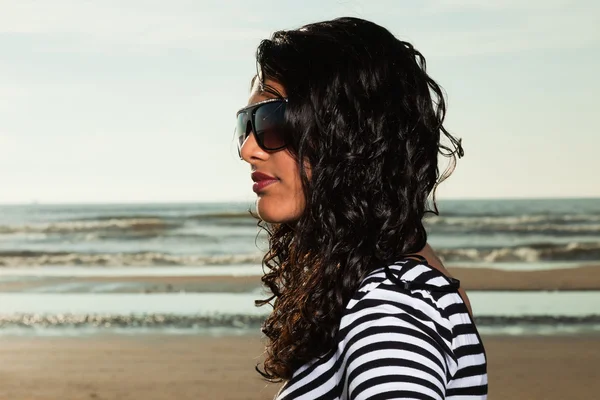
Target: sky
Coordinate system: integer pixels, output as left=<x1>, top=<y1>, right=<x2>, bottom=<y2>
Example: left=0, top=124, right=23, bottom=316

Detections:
left=0, top=0, right=598, bottom=204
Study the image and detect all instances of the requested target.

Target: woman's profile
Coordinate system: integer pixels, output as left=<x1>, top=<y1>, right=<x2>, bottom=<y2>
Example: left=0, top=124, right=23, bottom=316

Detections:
left=235, top=17, right=488, bottom=400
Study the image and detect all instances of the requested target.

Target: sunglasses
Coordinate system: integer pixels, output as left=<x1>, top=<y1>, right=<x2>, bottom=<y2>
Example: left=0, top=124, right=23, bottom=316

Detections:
left=235, top=98, right=288, bottom=158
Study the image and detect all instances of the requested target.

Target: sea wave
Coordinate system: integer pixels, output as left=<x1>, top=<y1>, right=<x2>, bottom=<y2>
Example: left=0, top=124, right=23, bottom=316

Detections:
left=0, top=241, right=599, bottom=266
left=188, top=212, right=255, bottom=220
left=425, top=215, right=600, bottom=235
left=438, top=242, right=600, bottom=262
left=73, top=211, right=253, bottom=221
left=3, top=212, right=599, bottom=237
left=428, top=214, right=600, bottom=225
left=0, top=313, right=598, bottom=330
left=0, top=213, right=258, bottom=236
left=0, top=251, right=264, bottom=267
left=0, top=218, right=176, bottom=235
left=0, top=313, right=265, bottom=329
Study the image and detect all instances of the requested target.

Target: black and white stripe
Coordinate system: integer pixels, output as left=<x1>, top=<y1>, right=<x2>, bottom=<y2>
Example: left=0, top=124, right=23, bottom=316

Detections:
left=275, top=257, right=488, bottom=399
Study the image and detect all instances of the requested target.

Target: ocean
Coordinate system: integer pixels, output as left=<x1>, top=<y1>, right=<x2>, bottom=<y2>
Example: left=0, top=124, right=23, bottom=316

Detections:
left=0, top=198, right=599, bottom=336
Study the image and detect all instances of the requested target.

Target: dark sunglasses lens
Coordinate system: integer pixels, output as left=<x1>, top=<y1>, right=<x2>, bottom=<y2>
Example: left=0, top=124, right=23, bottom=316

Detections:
left=254, top=101, right=286, bottom=150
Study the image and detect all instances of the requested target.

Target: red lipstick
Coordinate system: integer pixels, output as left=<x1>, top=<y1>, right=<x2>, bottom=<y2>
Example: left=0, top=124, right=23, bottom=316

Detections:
left=251, top=171, right=278, bottom=194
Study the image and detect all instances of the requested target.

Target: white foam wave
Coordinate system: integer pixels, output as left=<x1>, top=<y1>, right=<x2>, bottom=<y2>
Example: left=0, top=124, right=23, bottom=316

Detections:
left=439, top=241, right=600, bottom=262
left=0, top=218, right=170, bottom=235
left=0, top=252, right=264, bottom=267
left=426, top=215, right=600, bottom=234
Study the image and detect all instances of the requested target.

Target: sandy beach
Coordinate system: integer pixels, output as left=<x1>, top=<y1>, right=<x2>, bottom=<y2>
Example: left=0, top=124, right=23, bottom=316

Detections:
left=1, top=265, right=599, bottom=293
left=0, top=333, right=597, bottom=400
left=1, top=264, right=599, bottom=399
left=448, top=264, right=600, bottom=291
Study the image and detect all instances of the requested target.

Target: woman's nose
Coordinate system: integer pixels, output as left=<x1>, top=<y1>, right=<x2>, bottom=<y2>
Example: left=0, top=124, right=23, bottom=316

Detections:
left=240, top=131, right=269, bottom=163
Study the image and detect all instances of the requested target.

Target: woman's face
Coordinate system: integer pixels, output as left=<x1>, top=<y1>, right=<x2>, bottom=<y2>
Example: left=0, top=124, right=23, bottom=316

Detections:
left=240, top=79, right=305, bottom=224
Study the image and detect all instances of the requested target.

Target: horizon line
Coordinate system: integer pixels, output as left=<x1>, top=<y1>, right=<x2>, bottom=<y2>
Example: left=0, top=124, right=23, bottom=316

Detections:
left=0, top=195, right=599, bottom=206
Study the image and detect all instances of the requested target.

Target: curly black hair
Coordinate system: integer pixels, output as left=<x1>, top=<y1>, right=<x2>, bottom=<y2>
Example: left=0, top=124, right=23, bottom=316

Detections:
left=250, top=16, right=464, bottom=381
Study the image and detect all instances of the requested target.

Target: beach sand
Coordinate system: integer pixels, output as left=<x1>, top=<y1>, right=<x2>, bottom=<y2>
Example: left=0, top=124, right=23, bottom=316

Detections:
left=0, top=334, right=598, bottom=400
left=1, top=265, right=599, bottom=293
left=449, top=264, right=600, bottom=291
left=1, top=265, right=599, bottom=399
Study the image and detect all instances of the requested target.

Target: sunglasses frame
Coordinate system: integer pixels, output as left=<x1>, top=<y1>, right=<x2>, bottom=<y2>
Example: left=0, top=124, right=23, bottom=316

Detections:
left=236, top=98, right=289, bottom=158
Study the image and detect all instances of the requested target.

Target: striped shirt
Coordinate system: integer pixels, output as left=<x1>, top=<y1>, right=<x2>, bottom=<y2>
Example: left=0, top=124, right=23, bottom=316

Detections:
left=275, top=256, right=488, bottom=399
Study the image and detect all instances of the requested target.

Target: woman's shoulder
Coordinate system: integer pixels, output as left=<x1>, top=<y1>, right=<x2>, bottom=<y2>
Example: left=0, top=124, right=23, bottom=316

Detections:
left=340, top=255, right=468, bottom=351
left=333, top=256, right=471, bottom=387
left=345, top=255, right=461, bottom=313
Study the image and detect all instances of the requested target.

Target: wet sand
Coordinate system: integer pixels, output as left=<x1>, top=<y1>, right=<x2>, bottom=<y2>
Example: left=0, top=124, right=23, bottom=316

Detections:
left=449, top=264, right=600, bottom=291
left=1, top=265, right=599, bottom=293
left=0, top=334, right=598, bottom=400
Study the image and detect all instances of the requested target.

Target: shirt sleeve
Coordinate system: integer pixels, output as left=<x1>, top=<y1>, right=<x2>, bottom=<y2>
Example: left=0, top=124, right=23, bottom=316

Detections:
left=344, top=311, right=452, bottom=400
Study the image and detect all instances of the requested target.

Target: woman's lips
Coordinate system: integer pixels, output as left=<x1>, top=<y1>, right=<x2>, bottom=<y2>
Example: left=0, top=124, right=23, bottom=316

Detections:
left=251, top=171, right=278, bottom=194
left=252, top=179, right=278, bottom=193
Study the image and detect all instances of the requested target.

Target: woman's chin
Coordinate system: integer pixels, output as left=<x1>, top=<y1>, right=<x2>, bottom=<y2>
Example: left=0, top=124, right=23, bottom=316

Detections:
left=256, top=198, right=301, bottom=224
left=256, top=204, right=287, bottom=224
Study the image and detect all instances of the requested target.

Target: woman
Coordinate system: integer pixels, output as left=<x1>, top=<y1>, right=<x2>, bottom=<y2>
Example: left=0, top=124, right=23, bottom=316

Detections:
left=236, top=17, right=488, bottom=400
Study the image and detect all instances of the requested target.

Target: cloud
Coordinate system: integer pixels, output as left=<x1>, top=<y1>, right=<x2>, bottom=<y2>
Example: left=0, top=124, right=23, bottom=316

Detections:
left=426, top=0, right=578, bottom=12
left=399, top=0, right=600, bottom=57
left=0, top=0, right=270, bottom=51
left=419, top=13, right=599, bottom=57
left=3, top=0, right=597, bottom=57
